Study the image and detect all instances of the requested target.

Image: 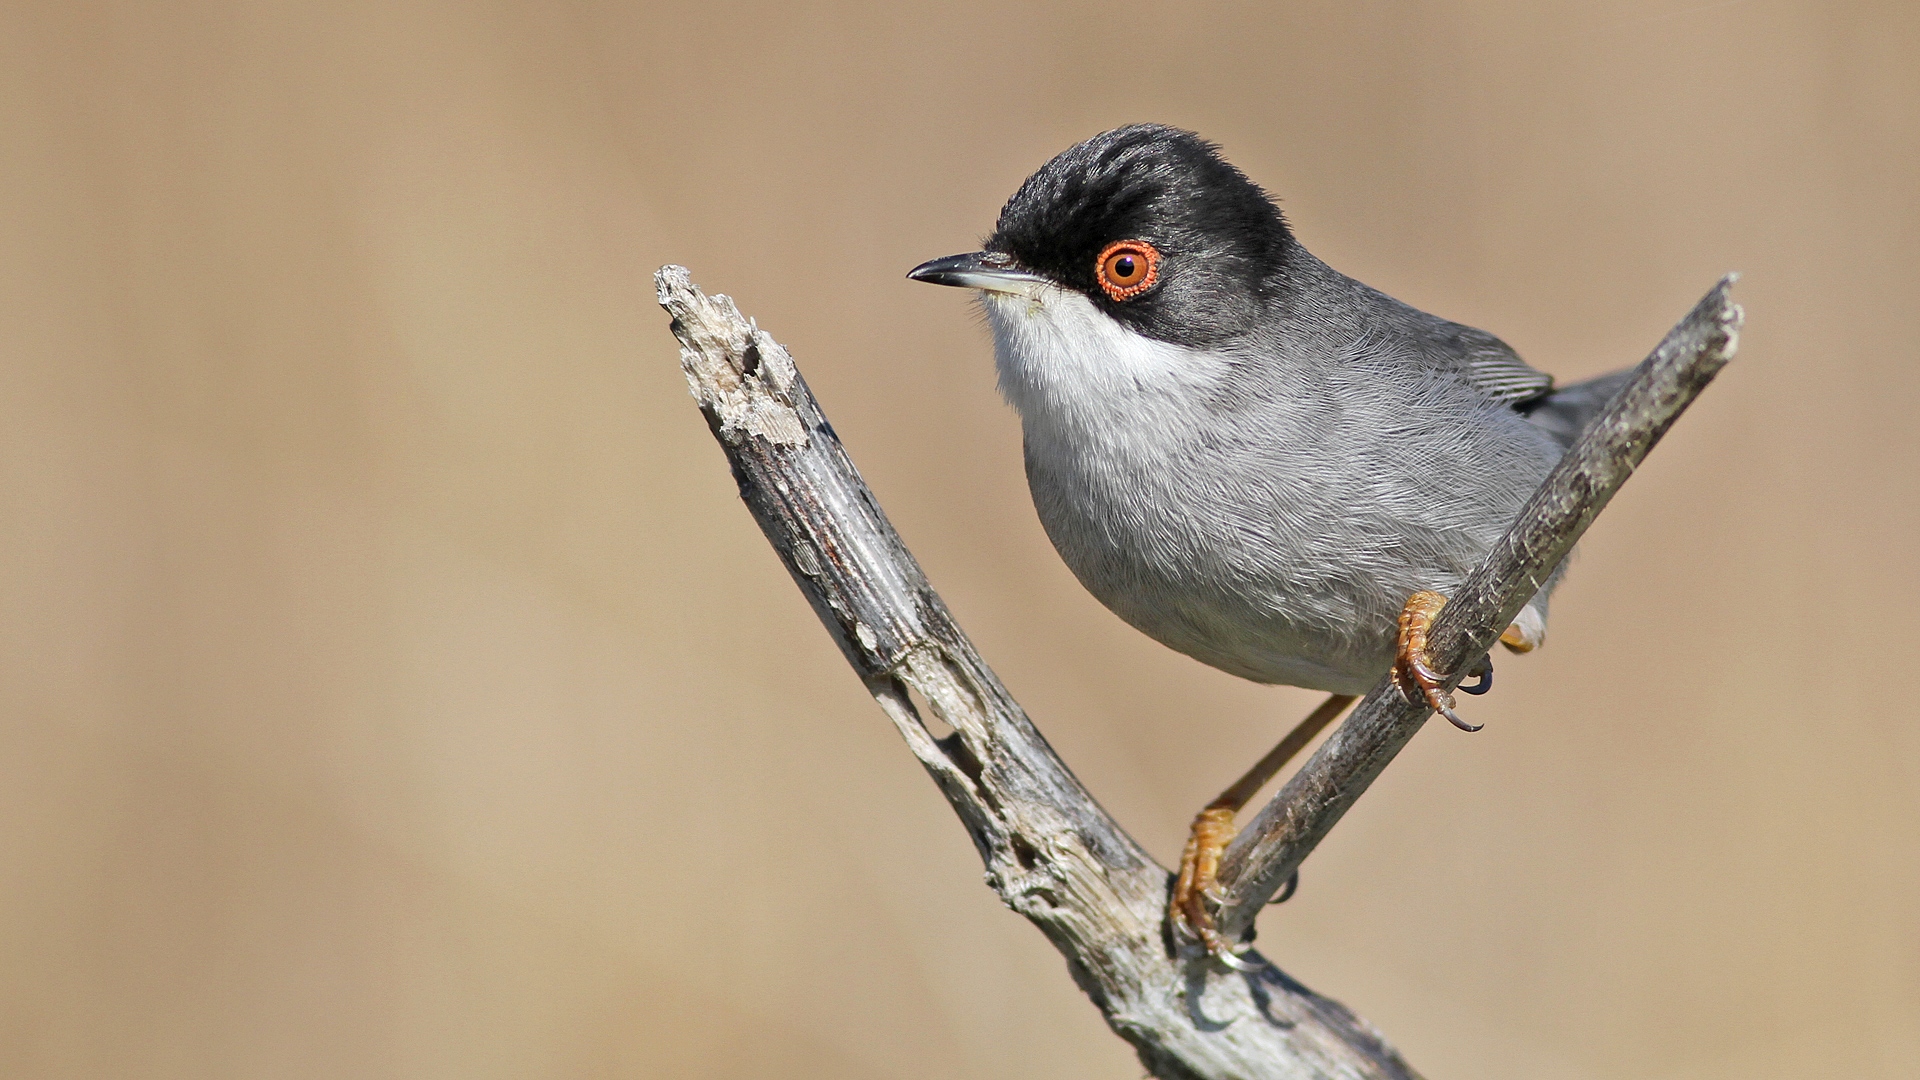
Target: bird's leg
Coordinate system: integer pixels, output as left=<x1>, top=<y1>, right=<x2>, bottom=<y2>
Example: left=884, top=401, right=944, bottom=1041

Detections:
left=1392, top=590, right=1485, bottom=732
left=1171, top=692, right=1357, bottom=965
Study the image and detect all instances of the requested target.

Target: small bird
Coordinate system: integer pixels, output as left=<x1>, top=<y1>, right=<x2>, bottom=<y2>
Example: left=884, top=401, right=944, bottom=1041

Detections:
left=908, top=124, right=1627, bottom=963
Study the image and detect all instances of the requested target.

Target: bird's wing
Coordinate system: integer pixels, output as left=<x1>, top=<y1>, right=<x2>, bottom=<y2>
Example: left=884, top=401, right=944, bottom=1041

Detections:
left=1517, top=368, right=1635, bottom=448
left=1345, top=275, right=1556, bottom=405
left=1440, top=322, right=1556, bottom=405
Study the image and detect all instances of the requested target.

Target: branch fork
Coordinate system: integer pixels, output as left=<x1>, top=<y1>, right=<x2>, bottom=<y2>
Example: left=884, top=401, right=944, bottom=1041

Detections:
left=659, top=262, right=1740, bottom=1079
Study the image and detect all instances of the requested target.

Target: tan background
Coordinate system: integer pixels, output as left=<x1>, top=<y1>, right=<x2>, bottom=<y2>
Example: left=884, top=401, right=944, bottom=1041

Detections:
left=3, top=1, right=1916, bottom=1077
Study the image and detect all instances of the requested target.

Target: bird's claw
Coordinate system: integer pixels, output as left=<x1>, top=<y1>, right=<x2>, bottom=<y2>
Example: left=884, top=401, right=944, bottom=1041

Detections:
left=1393, top=591, right=1484, bottom=732
left=1267, top=869, right=1300, bottom=905
left=1171, top=807, right=1263, bottom=968
left=1457, top=657, right=1493, bottom=696
left=1211, top=943, right=1262, bottom=972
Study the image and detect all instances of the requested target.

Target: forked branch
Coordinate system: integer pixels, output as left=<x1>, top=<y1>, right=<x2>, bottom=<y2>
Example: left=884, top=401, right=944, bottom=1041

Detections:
left=658, top=263, right=1738, bottom=1080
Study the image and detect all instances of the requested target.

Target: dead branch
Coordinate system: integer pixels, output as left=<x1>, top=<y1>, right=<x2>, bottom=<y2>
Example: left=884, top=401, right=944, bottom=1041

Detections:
left=657, top=264, right=1739, bottom=1079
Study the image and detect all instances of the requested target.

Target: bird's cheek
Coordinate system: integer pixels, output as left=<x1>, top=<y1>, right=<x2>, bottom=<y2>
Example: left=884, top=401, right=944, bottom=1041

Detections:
left=979, top=290, right=1048, bottom=321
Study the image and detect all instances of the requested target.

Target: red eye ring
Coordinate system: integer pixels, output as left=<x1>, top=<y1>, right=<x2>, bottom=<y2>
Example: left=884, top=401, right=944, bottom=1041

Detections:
left=1094, top=240, right=1161, bottom=301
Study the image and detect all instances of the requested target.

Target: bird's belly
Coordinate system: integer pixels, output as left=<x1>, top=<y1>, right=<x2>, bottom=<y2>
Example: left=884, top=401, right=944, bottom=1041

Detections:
left=1085, top=566, right=1398, bottom=695
left=1156, top=619, right=1390, bottom=695
left=1027, top=456, right=1416, bottom=696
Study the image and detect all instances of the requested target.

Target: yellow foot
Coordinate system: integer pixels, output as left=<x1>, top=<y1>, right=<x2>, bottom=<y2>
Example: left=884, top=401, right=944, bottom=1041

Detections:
left=1392, top=590, right=1483, bottom=732
left=1171, top=807, right=1258, bottom=969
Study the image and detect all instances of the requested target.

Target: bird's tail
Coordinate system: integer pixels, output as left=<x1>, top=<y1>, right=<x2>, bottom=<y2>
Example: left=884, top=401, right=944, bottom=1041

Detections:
left=1519, top=368, right=1635, bottom=448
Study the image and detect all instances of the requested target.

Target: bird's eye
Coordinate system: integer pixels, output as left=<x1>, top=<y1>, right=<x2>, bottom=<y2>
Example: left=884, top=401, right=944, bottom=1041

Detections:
left=1095, top=240, right=1161, bottom=301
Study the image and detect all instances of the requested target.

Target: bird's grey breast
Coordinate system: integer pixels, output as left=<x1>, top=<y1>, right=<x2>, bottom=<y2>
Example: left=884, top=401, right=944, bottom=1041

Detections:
left=984, top=287, right=1414, bottom=691
left=983, top=284, right=1564, bottom=694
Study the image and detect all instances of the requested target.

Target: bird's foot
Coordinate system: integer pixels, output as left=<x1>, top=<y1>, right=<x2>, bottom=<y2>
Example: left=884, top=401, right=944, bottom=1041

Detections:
left=1171, top=807, right=1259, bottom=969
left=1392, top=590, right=1483, bottom=732
left=1500, top=625, right=1536, bottom=653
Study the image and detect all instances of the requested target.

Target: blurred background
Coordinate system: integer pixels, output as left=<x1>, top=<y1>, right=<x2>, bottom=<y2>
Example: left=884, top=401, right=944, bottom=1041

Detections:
left=3, top=1, right=1916, bottom=1077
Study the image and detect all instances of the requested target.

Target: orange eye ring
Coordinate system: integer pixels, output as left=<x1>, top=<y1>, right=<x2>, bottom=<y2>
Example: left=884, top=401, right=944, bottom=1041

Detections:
left=1094, top=240, right=1161, bottom=301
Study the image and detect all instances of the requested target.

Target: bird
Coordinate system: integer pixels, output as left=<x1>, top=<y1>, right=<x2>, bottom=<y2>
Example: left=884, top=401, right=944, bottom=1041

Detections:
left=907, top=124, right=1628, bottom=964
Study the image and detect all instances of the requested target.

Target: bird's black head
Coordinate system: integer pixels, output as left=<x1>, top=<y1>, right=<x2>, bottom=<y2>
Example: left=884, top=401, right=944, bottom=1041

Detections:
left=988, top=125, right=1294, bottom=347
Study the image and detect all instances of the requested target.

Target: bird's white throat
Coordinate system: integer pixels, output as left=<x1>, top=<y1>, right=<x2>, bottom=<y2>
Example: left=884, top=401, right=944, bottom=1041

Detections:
left=980, top=288, right=1226, bottom=448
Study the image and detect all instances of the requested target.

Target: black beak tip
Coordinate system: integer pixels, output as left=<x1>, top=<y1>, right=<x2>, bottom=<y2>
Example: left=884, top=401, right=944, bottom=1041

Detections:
left=905, top=258, right=947, bottom=284
left=906, top=252, right=984, bottom=287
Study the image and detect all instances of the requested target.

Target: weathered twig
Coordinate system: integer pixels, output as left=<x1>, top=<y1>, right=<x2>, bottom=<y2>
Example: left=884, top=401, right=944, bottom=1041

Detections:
left=1211, top=278, right=1742, bottom=941
left=658, top=263, right=1738, bottom=1079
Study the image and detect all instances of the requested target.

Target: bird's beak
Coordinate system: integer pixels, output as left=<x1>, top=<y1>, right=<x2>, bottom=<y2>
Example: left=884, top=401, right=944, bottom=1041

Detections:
left=907, top=251, right=1049, bottom=296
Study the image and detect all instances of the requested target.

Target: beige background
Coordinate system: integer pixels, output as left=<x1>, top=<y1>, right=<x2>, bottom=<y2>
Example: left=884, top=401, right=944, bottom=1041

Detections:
left=3, top=1, right=1916, bottom=1077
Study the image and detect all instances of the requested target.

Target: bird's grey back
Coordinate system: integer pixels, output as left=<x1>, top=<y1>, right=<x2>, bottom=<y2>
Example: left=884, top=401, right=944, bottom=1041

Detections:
left=1277, top=248, right=1632, bottom=447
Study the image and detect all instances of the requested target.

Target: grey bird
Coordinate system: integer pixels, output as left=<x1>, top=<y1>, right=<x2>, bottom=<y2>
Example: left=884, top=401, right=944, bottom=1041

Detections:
left=908, top=124, right=1627, bottom=962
